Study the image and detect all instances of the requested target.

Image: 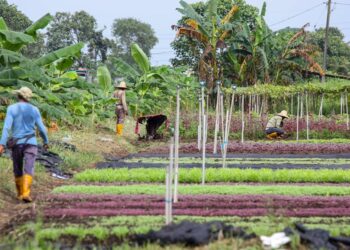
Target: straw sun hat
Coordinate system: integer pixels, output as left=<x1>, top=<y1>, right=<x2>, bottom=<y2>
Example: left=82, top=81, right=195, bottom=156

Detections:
left=13, top=87, right=33, bottom=101
left=278, top=110, right=289, bottom=118
left=114, top=81, right=127, bottom=89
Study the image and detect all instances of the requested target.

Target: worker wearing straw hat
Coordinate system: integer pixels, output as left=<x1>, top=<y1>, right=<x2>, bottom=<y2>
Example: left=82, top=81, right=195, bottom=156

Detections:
left=113, top=81, right=128, bottom=135
left=265, top=110, right=289, bottom=139
left=0, top=87, right=49, bottom=203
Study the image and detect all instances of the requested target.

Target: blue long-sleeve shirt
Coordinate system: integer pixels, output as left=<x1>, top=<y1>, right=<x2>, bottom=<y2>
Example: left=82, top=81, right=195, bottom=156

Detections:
left=0, top=102, right=49, bottom=146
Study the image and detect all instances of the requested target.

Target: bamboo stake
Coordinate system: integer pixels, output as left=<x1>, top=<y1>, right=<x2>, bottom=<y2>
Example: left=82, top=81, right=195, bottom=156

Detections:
left=213, top=85, right=220, bottom=154
left=319, top=94, right=324, bottom=119
left=249, top=95, right=252, bottom=115
left=259, top=95, right=264, bottom=117
left=197, top=96, right=202, bottom=151
left=241, top=95, right=245, bottom=143
left=220, top=93, right=225, bottom=141
left=201, top=85, right=206, bottom=185
left=222, top=110, right=229, bottom=168
left=223, top=92, right=235, bottom=168
left=306, top=92, right=310, bottom=140
left=297, top=93, right=300, bottom=141
left=165, top=136, right=174, bottom=224
left=202, top=114, right=206, bottom=185
left=346, top=92, right=349, bottom=130
left=300, top=94, right=304, bottom=119
left=173, top=86, right=180, bottom=203
left=341, top=93, right=343, bottom=115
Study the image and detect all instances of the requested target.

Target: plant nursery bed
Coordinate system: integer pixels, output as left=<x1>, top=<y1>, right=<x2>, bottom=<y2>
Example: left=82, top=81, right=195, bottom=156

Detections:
left=96, top=161, right=350, bottom=170
left=43, top=194, right=350, bottom=218
left=143, top=142, right=350, bottom=155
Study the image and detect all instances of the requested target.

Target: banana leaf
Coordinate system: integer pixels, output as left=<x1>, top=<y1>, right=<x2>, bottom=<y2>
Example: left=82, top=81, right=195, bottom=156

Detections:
left=54, top=57, right=75, bottom=72
left=113, top=58, right=139, bottom=81
left=131, top=43, right=150, bottom=73
left=0, top=49, right=29, bottom=66
left=0, top=18, right=8, bottom=30
left=60, top=71, right=78, bottom=80
left=0, top=30, right=35, bottom=51
left=0, top=79, right=18, bottom=86
left=35, top=42, right=84, bottom=67
left=97, top=65, right=112, bottom=93
left=25, top=13, right=52, bottom=38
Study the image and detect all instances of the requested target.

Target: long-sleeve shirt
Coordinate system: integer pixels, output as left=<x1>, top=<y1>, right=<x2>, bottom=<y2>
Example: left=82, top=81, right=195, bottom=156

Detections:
left=113, top=90, right=128, bottom=111
left=0, top=102, right=49, bottom=146
left=265, top=115, right=283, bottom=130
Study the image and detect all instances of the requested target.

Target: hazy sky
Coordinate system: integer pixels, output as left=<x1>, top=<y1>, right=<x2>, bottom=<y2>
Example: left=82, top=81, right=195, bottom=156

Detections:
left=7, top=0, right=350, bottom=65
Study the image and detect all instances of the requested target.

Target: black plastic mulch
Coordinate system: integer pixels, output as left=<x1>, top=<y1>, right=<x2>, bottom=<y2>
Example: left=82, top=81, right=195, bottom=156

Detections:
left=133, top=220, right=255, bottom=247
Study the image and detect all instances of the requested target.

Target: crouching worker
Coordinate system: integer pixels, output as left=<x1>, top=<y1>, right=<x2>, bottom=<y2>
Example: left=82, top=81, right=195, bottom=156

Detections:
left=113, top=81, right=128, bottom=136
left=0, top=87, right=49, bottom=203
left=265, top=110, right=289, bottom=140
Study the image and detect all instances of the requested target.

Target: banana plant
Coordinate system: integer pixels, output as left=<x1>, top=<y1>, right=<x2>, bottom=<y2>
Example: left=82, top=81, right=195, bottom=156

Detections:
left=113, top=43, right=167, bottom=118
left=229, top=2, right=271, bottom=85
left=272, top=24, right=325, bottom=84
left=173, top=0, right=239, bottom=90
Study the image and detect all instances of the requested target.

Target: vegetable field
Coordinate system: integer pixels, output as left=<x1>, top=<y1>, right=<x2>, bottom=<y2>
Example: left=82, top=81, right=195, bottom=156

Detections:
left=1, top=0, right=350, bottom=248
left=8, top=146, right=346, bottom=249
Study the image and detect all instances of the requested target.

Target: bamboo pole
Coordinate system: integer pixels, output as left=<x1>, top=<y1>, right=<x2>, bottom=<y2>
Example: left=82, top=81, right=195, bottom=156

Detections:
left=213, top=84, right=220, bottom=154
left=173, top=87, right=180, bottom=203
left=291, top=94, right=294, bottom=116
left=201, top=115, right=206, bottom=185
left=241, top=95, right=245, bottom=143
left=197, top=96, right=202, bottom=151
left=341, top=93, right=344, bottom=115
left=220, top=93, right=225, bottom=142
left=300, top=94, right=304, bottom=119
left=201, top=85, right=206, bottom=185
left=306, top=92, right=310, bottom=140
left=165, top=136, right=174, bottom=224
left=319, top=94, right=324, bottom=119
left=297, top=93, right=300, bottom=141
left=346, top=92, right=349, bottom=130
left=223, top=92, right=235, bottom=168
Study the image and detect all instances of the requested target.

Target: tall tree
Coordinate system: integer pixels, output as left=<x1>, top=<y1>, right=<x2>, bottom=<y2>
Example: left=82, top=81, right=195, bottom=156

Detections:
left=46, top=11, right=97, bottom=52
left=112, top=18, right=158, bottom=66
left=0, top=0, right=31, bottom=31
left=309, top=27, right=350, bottom=76
left=46, top=11, right=113, bottom=68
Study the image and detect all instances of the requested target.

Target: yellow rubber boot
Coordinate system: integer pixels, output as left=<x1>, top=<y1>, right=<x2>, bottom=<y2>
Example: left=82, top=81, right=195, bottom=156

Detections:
left=15, top=176, right=23, bottom=199
left=117, top=124, right=123, bottom=135
left=266, top=132, right=278, bottom=140
left=20, top=174, right=33, bottom=203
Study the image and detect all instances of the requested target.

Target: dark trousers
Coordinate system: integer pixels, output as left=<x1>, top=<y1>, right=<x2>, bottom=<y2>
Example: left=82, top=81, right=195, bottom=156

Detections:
left=265, top=127, right=285, bottom=136
left=115, top=105, right=125, bottom=124
left=11, top=144, right=38, bottom=177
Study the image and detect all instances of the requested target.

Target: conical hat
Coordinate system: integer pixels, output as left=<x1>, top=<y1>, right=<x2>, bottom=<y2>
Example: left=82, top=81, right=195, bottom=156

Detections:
left=13, top=87, right=33, bottom=101
left=115, top=81, right=127, bottom=89
left=278, top=110, right=289, bottom=118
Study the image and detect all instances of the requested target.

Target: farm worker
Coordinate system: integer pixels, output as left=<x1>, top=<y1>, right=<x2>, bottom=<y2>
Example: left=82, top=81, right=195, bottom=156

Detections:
left=0, top=87, right=49, bottom=203
left=265, top=110, right=289, bottom=139
left=0, top=87, right=49, bottom=202
left=113, top=81, right=128, bottom=135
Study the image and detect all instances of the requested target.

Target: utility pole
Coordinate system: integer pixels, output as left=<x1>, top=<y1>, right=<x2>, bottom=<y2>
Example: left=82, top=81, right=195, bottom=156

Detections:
left=322, top=0, right=332, bottom=83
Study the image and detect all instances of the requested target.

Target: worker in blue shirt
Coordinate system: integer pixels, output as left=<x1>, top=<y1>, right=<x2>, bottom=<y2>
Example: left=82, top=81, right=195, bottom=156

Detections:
left=0, top=87, right=49, bottom=202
